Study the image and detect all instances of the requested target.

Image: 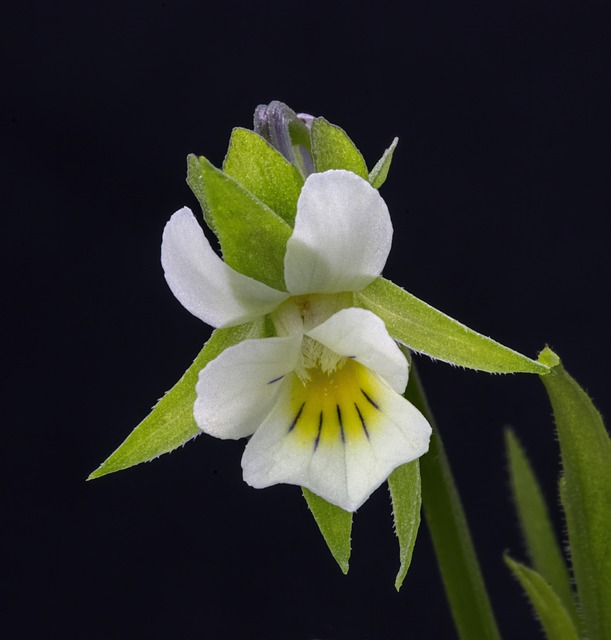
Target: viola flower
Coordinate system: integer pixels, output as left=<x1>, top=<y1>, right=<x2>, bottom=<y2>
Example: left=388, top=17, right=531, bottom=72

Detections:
left=161, top=169, right=431, bottom=511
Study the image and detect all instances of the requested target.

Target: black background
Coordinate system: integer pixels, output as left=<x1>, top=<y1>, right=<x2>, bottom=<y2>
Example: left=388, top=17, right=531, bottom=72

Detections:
left=4, top=1, right=610, bottom=638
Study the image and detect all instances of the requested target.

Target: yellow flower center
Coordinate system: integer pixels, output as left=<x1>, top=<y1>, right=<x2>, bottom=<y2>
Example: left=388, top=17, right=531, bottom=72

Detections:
left=286, top=359, right=383, bottom=450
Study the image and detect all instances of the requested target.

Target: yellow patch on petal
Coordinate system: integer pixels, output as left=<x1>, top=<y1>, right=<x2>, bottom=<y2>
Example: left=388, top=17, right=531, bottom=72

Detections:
left=287, top=359, right=383, bottom=449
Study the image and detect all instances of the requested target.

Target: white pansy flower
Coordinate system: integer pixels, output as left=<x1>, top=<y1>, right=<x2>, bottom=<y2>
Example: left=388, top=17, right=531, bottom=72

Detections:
left=161, top=170, right=431, bottom=512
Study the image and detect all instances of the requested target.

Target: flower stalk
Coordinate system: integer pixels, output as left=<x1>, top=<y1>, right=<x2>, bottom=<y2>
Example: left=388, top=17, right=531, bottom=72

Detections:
left=405, top=362, right=502, bottom=640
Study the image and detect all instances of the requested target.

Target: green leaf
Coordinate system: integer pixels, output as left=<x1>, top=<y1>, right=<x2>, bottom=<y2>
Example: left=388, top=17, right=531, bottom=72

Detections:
left=88, top=321, right=267, bottom=480
left=186, top=154, right=291, bottom=291
left=369, top=137, right=399, bottom=189
left=504, top=555, right=580, bottom=640
left=302, top=488, right=352, bottom=574
left=540, top=348, right=611, bottom=640
left=388, top=459, right=421, bottom=590
left=356, top=277, right=549, bottom=374
left=406, top=364, right=501, bottom=640
left=504, top=429, right=578, bottom=624
left=311, top=117, right=369, bottom=178
left=222, top=128, right=304, bottom=227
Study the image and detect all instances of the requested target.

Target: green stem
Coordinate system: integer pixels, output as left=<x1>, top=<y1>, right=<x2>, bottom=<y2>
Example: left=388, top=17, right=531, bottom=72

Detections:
left=405, top=363, right=502, bottom=640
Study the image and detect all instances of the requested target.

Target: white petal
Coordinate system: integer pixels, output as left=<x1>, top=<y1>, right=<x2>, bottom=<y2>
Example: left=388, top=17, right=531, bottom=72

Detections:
left=284, top=170, right=393, bottom=295
left=194, top=335, right=301, bottom=439
left=242, top=360, right=431, bottom=512
left=306, top=307, right=408, bottom=393
left=161, top=207, right=287, bottom=328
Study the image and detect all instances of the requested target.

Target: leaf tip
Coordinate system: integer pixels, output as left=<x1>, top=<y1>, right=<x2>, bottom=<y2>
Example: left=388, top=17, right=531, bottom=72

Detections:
left=503, top=550, right=518, bottom=572
left=394, top=572, right=406, bottom=591
left=503, top=425, right=518, bottom=448
left=538, top=346, right=560, bottom=370
left=185, top=152, right=200, bottom=169
left=86, top=463, right=110, bottom=481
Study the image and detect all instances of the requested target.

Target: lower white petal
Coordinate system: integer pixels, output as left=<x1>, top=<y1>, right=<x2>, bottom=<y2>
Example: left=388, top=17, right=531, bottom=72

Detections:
left=241, top=359, right=431, bottom=512
left=194, top=336, right=301, bottom=440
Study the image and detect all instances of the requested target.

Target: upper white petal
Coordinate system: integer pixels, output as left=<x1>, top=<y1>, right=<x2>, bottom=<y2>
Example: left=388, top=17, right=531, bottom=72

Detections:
left=194, top=335, right=302, bottom=440
left=161, top=207, right=287, bottom=328
left=284, top=170, right=393, bottom=295
left=241, top=366, right=431, bottom=512
left=306, top=307, right=408, bottom=393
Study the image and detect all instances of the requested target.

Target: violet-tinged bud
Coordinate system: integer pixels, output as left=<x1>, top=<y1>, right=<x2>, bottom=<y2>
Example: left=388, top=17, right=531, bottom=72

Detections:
left=254, top=100, right=313, bottom=177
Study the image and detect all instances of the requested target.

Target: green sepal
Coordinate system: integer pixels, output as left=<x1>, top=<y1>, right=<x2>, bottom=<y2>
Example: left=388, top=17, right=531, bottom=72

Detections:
left=311, top=117, right=369, bottom=178
left=302, top=488, right=352, bottom=574
left=504, top=428, right=578, bottom=623
left=504, top=555, right=580, bottom=640
left=222, top=128, right=304, bottom=227
left=88, top=320, right=268, bottom=480
left=539, top=348, right=611, bottom=640
left=369, top=137, right=399, bottom=189
left=388, top=459, right=422, bottom=590
left=186, top=154, right=291, bottom=291
left=356, top=277, right=549, bottom=374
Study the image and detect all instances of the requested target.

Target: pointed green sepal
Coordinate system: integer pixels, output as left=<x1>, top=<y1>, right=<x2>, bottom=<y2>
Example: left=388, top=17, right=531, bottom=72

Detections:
left=222, top=128, right=304, bottom=227
left=505, top=555, right=580, bottom=640
left=369, top=137, right=399, bottom=189
left=356, top=277, right=549, bottom=374
left=539, top=348, right=611, bottom=640
left=186, top=154, right=291, bottom=291
left=302, top=488, right=352, bottom=574
left=388, top=459, right=422, bottom=590
left=311, top=117, right=368, bottom=178
left=88, top=321, right=267, bottom=480
left=504, top=428, right=578, bottom=623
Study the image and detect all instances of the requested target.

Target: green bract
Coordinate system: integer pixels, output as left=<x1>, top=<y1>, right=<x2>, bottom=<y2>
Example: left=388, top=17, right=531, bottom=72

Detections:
left=223, top=127, right=303, bottom=226
left=356, top=278, right=548, bottom=374
left=302, top=488, right=352, bottom=574
left=88, top=319, right=271, bottom=479
left=187, top=154, right=291, bottom=290
left=369, top=137, right=398, bottom=189
left=388, top=460, right=421, bottom=590
left=311, top=117, right=368, bottom=178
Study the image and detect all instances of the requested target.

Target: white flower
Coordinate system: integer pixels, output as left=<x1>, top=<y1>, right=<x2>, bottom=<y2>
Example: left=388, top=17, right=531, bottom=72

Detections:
left=161, top=170, right=431, bottom=511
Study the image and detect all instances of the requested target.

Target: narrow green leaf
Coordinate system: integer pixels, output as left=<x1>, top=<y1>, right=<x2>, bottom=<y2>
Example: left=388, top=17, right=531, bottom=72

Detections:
left=302, top=488, right=352, bottom=574
left=504, top=555, right=580, bottom=640
left=88, top=321, right=267, bottom=480
left=388, top=459, right=421, bottom=590
left=356, top=277, right=549, bottom=374
left=222, top=128, right=304, bottom=227
left=504, top=429, right=578, bottom=624
left=369, top=137, right=399, bottom=189
left=311, top=117, right=369, bottom=178
left=540, top=348, right=611, bottom=640
left=406, top=364, right=501, bottom=640
left=186, top=154, right=291, bottom=291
